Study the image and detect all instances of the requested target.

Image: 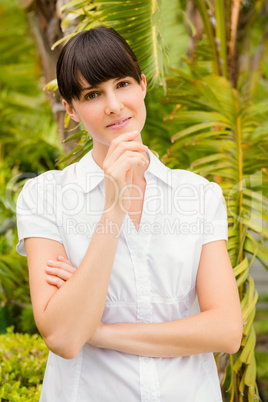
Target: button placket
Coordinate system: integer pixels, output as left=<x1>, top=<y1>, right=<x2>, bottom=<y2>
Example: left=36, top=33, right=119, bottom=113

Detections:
left=140, top=357, right=161, bottom=402
left=124, top=176, right=161, bottom=402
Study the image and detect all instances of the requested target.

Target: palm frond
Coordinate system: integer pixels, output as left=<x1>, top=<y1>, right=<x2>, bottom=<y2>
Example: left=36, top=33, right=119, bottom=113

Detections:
left=52, top=0, right=178, bottom=89
left=163, top=68, right=268, bottom=399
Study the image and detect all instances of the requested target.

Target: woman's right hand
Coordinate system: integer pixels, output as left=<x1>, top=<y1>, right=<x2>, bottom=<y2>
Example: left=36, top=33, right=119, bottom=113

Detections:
left=102, top=131, right=148, bottom=214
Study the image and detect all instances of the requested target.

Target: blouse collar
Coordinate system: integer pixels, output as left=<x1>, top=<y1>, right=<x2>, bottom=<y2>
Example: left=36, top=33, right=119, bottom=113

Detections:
left=76, top=148, right=176, bottom=193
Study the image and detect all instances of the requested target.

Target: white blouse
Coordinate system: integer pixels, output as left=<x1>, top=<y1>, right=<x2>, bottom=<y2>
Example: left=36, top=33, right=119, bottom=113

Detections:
left=16, top=149, right=228, bottom=402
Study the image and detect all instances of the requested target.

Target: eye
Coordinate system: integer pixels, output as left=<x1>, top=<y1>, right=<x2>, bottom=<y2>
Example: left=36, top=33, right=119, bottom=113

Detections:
left=85, top=92, right=99, bottom=100
left=117, top=81, right=130, bottom=88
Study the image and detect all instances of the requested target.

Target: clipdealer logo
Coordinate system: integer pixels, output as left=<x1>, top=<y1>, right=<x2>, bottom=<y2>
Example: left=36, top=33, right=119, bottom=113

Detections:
left=16, top=170, right=215, bottom=219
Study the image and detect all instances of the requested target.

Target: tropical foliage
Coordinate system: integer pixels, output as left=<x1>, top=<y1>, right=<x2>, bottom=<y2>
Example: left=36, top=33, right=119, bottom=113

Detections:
left=52, top=0, right=186, bottom=89
left=0, top=0, right=63, bottom=333
left=161, top=3, right=268, bottom=400
left=163, top=70, right=268, bottom=401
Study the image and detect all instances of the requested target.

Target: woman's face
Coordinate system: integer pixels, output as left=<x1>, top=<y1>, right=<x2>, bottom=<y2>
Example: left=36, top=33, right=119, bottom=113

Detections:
left=63, top=74, right=147, bottom=149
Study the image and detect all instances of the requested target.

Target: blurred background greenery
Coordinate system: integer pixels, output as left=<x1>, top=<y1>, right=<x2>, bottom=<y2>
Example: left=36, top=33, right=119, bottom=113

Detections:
left=0, top=0, right=267, bottom=400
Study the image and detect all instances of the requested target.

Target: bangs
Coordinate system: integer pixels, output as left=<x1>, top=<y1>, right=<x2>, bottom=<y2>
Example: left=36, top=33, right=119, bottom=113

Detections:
left=57, top=27, right=142, bottom=103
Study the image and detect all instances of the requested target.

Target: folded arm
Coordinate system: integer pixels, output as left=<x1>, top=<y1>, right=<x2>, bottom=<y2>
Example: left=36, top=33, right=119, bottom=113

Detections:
left=46, top=239, right=243, bottom=358
left=25, top=208, right=125, bottom=360
left=88, top=240, right=243, bottom=357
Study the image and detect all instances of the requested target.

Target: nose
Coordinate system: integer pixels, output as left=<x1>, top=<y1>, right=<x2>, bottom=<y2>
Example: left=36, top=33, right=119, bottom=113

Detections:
left=104, top=91, right=123, bottom=115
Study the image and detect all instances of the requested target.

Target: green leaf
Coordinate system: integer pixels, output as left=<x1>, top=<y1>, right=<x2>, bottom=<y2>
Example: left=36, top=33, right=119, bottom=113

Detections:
left=54, top=0, right=171, bottom=89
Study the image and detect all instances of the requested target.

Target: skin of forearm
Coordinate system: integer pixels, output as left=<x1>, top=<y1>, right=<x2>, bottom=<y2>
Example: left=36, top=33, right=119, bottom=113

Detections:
left=94, top=310, right=242, bottom=357
left=42, top=207, right=125, bottom=359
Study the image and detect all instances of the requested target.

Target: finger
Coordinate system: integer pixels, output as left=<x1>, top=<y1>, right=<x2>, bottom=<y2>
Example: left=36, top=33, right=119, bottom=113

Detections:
left=45, top=266, right=74, bottom=280
left=104, top=150, right=149, bottom=182
left=47, top=260, right=76, bottom=273
left=46, top=275, right=65, bottom=288
left=106, top=131, right=143, bottom=162
left=106, top=130, right=140, bottom=157
left=105, top=140, right=148, bottom=167
left=57, top=255, right=72, bottom=266
left=112, top=152, right=149, bottom=175
left=106, top=154, right=148, bottom=190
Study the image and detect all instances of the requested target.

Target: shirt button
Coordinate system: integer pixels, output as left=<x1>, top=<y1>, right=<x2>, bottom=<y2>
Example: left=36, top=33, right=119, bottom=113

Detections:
left=144, top=357, right=150, bottom=363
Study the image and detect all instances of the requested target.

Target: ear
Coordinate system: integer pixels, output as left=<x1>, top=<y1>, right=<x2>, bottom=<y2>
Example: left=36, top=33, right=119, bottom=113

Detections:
left=62, top=99, right=81, bottom=123
left=140, top=74, right=147, bottom=99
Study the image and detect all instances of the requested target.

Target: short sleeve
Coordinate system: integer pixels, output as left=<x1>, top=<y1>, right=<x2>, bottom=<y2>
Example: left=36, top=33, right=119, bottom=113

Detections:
left=202, top=182, right=228, bottom=245
left=16, top=176, right=63, bottom=256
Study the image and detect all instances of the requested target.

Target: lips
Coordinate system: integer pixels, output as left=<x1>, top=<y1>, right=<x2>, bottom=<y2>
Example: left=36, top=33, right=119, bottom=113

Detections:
left=106, top=117, right=131, bottom=128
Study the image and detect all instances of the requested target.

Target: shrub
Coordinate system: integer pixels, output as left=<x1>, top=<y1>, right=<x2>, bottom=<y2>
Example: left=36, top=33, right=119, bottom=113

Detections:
left=0, top=327, right=48, bottom=401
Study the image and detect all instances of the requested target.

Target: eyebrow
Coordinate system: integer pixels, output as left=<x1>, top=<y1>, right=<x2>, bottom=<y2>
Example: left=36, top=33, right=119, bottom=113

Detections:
left=80, top=86, right=95, bottom=93
left=80, top=77, right=126, bottom=93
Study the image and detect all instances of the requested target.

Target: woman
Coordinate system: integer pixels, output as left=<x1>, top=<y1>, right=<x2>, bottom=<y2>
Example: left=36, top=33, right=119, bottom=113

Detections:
left=16, top=26, right=243, bottom=401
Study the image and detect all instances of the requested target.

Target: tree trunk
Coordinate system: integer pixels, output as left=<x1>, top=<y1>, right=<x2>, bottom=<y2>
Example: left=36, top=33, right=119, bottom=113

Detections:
left=21, top=0, right=78, bottom=155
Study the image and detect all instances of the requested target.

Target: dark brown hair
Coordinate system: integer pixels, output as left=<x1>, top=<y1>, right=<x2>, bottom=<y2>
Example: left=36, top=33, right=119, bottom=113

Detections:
left=56, top=26, right=142, bottom=104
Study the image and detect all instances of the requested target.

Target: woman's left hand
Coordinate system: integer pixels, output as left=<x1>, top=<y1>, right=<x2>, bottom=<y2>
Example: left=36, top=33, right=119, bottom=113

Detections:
left=45, top=256, right=76, bottom=288
left=46, top=257, right=107, bottom=347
